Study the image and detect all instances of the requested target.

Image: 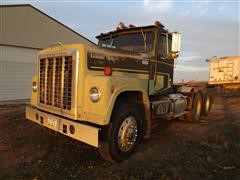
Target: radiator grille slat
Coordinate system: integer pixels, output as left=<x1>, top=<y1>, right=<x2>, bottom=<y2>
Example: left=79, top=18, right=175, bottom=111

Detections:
left=54, top=58, right=62, bottom=108
left=39, top=59, right=46, bottom=104
left=63, top=57, right=73, bottom=110
left=39, top=56, right=73, bottom=110
left=46, top=58, right=53, bottom=105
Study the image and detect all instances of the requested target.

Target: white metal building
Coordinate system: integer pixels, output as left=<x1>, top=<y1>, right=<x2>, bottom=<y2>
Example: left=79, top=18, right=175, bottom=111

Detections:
left=0, top=4, right=94, bottom=102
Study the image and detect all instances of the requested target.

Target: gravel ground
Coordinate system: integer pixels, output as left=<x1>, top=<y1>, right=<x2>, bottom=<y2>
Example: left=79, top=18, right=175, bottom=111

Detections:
left=0, top=95, right=240, bottom=179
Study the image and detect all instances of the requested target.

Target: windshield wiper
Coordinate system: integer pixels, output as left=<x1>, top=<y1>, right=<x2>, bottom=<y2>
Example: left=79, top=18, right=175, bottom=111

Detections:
left=110, top=33, right=113, bottom=48
left=141, top=29, right=147, bottom=52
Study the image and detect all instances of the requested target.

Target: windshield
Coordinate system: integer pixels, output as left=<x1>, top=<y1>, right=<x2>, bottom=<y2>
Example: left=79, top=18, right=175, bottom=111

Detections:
left=98, top=31, right=154, bottom=53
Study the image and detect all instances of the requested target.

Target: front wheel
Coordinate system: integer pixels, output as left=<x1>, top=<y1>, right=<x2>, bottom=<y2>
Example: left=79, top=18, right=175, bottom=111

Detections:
left=99, top=103, right=143, bottom=162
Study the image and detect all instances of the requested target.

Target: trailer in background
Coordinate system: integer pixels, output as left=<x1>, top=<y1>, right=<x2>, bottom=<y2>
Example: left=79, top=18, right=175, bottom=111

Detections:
left=208, top=56, right=240, bottom=90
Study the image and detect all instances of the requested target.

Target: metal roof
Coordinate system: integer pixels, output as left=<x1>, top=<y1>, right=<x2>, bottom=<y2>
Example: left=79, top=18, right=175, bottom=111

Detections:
left=0, top=4, right=95, bottom=49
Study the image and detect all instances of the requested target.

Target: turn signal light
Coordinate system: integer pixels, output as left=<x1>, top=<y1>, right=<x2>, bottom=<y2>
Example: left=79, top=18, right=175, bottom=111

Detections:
left=104, top=67, right=112, bottom=76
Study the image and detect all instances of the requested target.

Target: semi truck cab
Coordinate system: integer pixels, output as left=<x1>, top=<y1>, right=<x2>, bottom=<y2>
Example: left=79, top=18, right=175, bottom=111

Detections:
left=26, top=21, right=212, bottom=162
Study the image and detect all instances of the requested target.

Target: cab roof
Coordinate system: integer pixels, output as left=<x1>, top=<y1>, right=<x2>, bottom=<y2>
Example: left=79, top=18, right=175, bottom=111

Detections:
left=96, top=24, right=168, bottom=39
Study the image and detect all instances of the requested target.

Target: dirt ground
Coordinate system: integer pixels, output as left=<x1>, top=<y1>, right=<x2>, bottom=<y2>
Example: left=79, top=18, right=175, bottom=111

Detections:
left=0, top=95, right=240, bottom=179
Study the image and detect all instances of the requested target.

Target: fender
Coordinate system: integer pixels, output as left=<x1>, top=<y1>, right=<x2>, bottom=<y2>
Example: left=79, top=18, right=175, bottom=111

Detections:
left=82, top=75, right=150, bottom=125
left=105, top=81, right=151, bottom=124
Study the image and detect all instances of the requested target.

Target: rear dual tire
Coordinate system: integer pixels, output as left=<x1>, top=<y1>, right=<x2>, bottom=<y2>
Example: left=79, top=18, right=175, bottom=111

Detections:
left=185, top=92, right=203, bottom=122
left=202, top=93, right=212, bottom=116
left=185, top=92, right=212, bottom=122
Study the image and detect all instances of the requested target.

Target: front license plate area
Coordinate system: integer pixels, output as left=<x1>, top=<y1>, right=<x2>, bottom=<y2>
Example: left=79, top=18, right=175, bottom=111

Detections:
left=47, top=118, right=58, bottom=129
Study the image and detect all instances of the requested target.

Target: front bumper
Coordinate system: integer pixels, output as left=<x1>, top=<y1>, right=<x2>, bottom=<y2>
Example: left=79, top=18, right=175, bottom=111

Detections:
left=25, top=105, right=99, bottom=147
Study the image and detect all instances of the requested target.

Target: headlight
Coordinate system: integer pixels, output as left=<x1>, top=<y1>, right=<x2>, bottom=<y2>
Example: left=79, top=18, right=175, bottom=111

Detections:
left=32, top=81, right=37, bottom=92
left=89, top=87, right=101, bottom=102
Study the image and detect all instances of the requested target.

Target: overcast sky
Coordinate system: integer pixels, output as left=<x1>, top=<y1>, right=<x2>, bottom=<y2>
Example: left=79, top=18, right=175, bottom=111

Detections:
left=2, top=0, right=240, bottom=81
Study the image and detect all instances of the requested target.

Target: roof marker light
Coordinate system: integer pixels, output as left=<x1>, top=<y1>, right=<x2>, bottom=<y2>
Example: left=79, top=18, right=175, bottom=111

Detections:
left=154, top=20, right=164, bottom=27
left=129, top=24, right=136, bottom=28
left=117, top=22, right=127, bottom=30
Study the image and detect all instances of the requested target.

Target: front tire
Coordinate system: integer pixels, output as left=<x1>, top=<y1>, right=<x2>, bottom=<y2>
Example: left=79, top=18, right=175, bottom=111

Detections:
left=99, top=103, right=143, bottom=162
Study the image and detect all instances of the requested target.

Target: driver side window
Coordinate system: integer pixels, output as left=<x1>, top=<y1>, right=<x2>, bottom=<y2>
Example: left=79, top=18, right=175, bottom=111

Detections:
left=158, top=34, right=171, bottom=58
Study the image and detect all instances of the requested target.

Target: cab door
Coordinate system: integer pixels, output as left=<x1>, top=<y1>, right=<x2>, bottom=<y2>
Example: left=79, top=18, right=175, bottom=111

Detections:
left=149, top=33, right=173, bottom=95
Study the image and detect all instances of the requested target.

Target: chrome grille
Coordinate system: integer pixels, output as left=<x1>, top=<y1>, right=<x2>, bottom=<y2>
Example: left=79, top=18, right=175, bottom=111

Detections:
left=39, top=56, right=73, bottom=110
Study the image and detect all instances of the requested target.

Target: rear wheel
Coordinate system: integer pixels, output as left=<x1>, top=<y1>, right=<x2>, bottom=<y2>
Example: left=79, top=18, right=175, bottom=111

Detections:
left=99, top=103, right=143, bottom=162
left=202, top=93, right=212, bottom=116
left=185, top=92, right=203, bottom=122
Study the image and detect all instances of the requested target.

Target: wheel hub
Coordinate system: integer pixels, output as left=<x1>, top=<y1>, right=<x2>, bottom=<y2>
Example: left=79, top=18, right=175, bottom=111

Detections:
left=118, top=116, right=138, bottom=152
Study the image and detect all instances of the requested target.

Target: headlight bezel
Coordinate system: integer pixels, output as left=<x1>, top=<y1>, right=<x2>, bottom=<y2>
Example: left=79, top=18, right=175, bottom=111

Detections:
left=89, top=87, right=101, bottom=102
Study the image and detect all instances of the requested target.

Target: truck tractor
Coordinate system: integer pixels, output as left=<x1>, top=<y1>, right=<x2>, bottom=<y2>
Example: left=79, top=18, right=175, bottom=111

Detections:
left=26, top=21, right=212, bottom=162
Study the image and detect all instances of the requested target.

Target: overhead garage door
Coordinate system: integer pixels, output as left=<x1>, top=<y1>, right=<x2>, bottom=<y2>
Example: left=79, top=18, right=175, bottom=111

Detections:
left=0, top=45, right=38, bottom=101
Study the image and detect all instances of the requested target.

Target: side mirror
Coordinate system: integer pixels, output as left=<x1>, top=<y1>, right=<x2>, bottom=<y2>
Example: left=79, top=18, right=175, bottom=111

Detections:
left=171, top=32, right=181, bottom=52
left=170, top=32, right=181, bottom=59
